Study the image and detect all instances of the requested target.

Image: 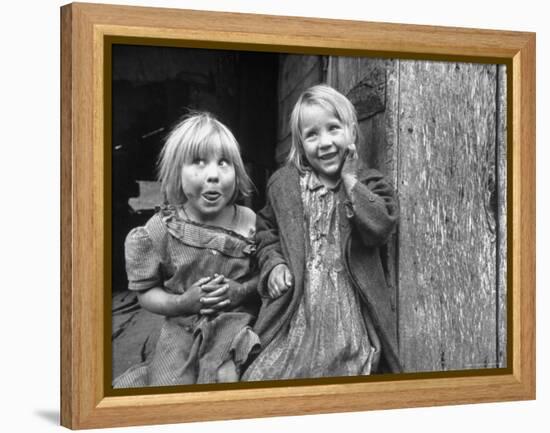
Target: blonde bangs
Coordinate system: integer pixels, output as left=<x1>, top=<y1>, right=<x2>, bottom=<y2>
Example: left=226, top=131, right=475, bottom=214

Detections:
left=158, top=112, right=254, bottom=205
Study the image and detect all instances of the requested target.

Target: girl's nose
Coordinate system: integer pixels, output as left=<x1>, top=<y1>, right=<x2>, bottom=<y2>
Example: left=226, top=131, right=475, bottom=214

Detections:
left=319, top=131, right=333, bottom=148
left=205, top=163, right=220, bottom=182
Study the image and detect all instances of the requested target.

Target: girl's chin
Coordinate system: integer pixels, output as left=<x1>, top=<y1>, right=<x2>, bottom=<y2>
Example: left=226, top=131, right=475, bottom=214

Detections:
left=185, top=199, right=231, bottom=222
left=318, top=164, right=342, bottom=179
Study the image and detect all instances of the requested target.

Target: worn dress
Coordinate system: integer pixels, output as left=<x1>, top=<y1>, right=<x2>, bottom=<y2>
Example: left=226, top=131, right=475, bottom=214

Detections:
left=113, top=205, right=260, bottom=388
left=243, top=171, right=376, bottom=380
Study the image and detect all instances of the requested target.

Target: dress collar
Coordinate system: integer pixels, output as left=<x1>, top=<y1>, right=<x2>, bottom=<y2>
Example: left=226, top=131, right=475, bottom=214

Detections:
left=304, top=170, right=341, bottom=192
left=154, top=205, right=255, bottom=257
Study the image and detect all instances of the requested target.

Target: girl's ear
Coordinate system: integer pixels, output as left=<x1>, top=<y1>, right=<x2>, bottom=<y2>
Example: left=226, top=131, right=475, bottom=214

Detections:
left=346, top=124, right=357, bottom=143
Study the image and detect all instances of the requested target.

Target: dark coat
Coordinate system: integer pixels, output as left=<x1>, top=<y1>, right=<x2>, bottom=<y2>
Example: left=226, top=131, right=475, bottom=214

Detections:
left=252, top=164, right=402, bottom=373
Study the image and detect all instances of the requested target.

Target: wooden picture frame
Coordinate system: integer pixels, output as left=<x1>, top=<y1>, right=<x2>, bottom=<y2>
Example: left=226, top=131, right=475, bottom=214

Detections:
left=60, top=2, right=535, bottom=429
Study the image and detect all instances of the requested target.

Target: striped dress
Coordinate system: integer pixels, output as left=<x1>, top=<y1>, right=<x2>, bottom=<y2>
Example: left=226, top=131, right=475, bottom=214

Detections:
left=113, top=205, right=260, bottom=388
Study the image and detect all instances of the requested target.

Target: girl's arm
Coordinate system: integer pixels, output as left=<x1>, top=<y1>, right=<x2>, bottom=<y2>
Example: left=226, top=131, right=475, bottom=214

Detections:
left=125, top=223, right=210, bottom=317
left=255, top=192, right=289, bottom=297
left=199, top=273, right=260, bottom=314
left=137, top=277, right=211, bottom=317
left=238, top=273, right=260, bottom=299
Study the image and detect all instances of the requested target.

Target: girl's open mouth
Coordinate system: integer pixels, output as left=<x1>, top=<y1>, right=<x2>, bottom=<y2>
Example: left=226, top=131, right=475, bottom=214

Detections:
left=319, top=152, right=338, bottom=161
left=202, top=191, right=222, bottom=202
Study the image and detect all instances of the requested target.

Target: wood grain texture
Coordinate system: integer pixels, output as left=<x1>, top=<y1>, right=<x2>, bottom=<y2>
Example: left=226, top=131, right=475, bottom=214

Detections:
left=382, top=59, right=401, bottom=348
left=397, top=61, right=498, bottom=372
left=60, top=2, right=535, bottom=429
left=497, top=64, right=508, bottom=368
left=513, top=35, right=535, bottom=395
left=278, top=55, right=321, bottom=101
left=60, top=4, right=73, bottom=429
left=330, top=57, right=389, bottom=167
left=70, top=374, right=529, bottom=429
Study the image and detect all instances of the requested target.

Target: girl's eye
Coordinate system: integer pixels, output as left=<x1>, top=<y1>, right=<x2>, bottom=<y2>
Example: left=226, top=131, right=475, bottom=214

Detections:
left=304, top=131, right=317, bottom=140
left=193, top=158, right=206, bottom=166
left=218, top=159, right=230, bottom=167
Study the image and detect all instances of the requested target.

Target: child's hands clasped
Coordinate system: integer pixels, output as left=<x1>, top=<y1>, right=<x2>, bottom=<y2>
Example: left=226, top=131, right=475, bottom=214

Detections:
left=179, top=276, right=215, bottom=315
left=267, top=264, right=293, bottom=299
left=198, top=274, right=247, bottom=315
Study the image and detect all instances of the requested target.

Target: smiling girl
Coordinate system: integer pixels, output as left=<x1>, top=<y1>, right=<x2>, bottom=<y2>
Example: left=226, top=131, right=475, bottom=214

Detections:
left=242, top=84, right=401, bottom=381
left=113, top=112, right=260, bottom=387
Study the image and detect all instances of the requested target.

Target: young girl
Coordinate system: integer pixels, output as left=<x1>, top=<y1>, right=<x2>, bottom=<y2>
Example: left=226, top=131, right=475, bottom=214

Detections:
left=113, top=112, right=260, bottom=388
left=242, top=84, right=401, bottom=381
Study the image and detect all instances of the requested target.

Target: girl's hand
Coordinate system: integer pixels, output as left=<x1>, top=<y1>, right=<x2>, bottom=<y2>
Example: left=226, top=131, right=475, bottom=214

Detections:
left=341, top=143, right=359, bottom=192
left=197, top=274, right=227, bottom=315
left=267, top=264, right=293, bottom=299
left=199, top=274, right=252, bottom=315
left=178, top=276, right=214, bottom=314
left=341, top=143, right=359, bottom=180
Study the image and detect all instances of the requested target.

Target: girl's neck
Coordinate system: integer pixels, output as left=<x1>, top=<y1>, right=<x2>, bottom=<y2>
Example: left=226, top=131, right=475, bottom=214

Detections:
left=180, top=204, right=236, bottom=229
left=316, top=172, right=340, bottom=189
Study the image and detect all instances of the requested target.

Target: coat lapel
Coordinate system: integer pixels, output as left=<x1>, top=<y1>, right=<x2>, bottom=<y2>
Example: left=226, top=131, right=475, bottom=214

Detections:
left=274, top=165, right=304, bottom=281
left=252, top=165, right=306, bottom=347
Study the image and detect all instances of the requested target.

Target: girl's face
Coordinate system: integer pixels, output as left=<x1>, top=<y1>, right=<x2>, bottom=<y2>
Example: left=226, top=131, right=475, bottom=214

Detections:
left=300, top=104, right=352, bottom=187
left=180, top=148, right=236, bottom=222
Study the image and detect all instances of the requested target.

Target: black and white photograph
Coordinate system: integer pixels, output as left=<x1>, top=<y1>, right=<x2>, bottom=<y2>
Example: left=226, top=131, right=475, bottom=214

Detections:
left=4, top=0, right=546, bottom=431
left=110, top=44, right=508, bottom=388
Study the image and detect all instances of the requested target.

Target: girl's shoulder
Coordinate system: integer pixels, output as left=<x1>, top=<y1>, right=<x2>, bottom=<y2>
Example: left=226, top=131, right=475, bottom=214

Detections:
left=266, top=164, right=299, bottom=190
left=125, top=225, right=151, bottom=255
left=125, top=212, right=162, bottom=240
left=125, top=211, right=168, bottom=253
left=235, top=204, right=256, bottom=222
left=233, top=205, right=256, bottom=239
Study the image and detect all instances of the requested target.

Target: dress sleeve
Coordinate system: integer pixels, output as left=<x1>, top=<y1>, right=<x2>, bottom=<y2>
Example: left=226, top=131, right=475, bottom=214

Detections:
left=256, top=190, right=287, bottom=297
left=345, top=169, right=399, bottom=247
left=124, top=226, right=162, bottom=291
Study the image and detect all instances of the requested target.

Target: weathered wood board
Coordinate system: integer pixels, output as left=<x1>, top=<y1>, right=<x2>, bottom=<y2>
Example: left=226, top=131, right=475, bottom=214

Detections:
left=397, top=61, right=499, bottom=372
left=497, top=64, right=508, bottom=368
left=278, top=55, right=322, bottom=102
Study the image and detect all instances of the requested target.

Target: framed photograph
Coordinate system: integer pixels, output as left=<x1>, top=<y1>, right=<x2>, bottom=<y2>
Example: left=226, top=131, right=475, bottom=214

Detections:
left=61, top=2, right=535, bottom=429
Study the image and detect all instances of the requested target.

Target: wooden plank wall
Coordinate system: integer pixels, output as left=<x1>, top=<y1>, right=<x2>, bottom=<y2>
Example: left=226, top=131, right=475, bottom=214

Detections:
left=496, top=64, right=507, bottom=369
left=278, top=55, right=507, bottom=373
left=397, top=61, right=500, bottom=372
